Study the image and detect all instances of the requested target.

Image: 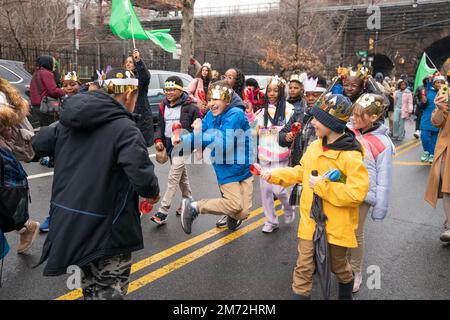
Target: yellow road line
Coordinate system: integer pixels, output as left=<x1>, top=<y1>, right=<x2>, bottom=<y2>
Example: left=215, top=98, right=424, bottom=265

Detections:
left=55, top=201, right=279, bottom=300
left=395, top=139, right=419, bottom=152
left=394, top=161, right=431, bottom=166
left=394, top=141, right=421, bottom=157
left=127, top=210, right=284, bottom=295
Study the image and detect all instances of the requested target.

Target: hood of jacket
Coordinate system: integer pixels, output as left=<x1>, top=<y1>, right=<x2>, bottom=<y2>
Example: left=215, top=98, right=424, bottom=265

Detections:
left=229, top=92, right=245, bottom=112
left=322, top=128, right=363, bottom=153
left=37, top=56, right=54, bottom=71
left=59, top=91, right=135, bottom=130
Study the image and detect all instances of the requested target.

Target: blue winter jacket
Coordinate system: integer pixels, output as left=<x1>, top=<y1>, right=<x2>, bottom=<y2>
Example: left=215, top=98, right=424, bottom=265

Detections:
left=180, top=94, right=254, bottom=185
left=420, top=81, right=440, bottom=132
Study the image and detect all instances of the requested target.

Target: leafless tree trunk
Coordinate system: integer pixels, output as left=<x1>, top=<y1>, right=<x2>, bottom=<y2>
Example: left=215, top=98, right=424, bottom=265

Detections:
left=180, top=0, right=195, bottom=73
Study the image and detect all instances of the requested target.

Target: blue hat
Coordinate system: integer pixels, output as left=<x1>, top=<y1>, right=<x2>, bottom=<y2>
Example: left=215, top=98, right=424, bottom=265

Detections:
left=310, top=94, right=353, bottom=133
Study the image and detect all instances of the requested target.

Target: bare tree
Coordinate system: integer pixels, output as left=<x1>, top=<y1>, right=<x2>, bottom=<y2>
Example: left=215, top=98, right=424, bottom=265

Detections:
left=180, top=0, right=195, bottom=73
left=258, top=0, right=348, bottom=77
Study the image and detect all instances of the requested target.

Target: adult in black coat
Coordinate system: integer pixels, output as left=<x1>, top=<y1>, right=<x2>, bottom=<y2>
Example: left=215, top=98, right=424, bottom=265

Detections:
left=125, top=48, right=154, bottom=146
left=32, top=70, right=160, bottom=298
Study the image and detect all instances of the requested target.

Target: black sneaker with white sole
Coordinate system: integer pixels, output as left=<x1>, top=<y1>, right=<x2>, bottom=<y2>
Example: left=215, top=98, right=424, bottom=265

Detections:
left=180, top=199, right=198, bottom=234
left=226, top=216, right=242, bottom=231
left=216, top=215, right=228, bottom=228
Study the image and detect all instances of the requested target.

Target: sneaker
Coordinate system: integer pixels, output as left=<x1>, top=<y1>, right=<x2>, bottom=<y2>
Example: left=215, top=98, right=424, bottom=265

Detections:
left=17, top=221, right=40, bottom=254
left=216, top=215, right=228, bottom=228
left=262, top=223, right=279, bottom=233
left=226, top=216, right=243, bottom=231
left=352, top=272, right=362, bottom=293
left=428, top=154, right=434, bottom=164
left=440, top=223, right=450, bottom=242
left=180, top=199, right=198, bottom=234
left=40, top=216, right=50, bottom=233
left=421, top=151, right=430, bottom=162
left=150, top=212, right=168, bottom=225
left=284, top=212, right=295, bottom=224
left=414, top=130, right=420, bottom=139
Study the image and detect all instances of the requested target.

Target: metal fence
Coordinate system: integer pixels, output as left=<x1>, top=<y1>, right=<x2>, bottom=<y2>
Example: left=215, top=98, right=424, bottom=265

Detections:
left=0, top=43, right=271, bottom=80
left=0, top=44, right=123, bottom=80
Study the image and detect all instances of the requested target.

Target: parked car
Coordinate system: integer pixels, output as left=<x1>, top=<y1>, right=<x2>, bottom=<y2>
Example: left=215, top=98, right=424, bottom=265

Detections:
left=147, top=70, right=193, bottom=118
left=0, top=59, right=32, bottom=101
left=0, top=59, right=40, bottom=127
left=245, top=75, right=272, bottom=91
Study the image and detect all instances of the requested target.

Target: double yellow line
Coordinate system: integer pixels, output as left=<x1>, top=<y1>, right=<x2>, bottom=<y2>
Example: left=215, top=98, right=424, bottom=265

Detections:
left=56, top=140, right=421, bottom=300
left=56, top=201, right=282, bottom=300
left=394, top=139, right=421, bottom=157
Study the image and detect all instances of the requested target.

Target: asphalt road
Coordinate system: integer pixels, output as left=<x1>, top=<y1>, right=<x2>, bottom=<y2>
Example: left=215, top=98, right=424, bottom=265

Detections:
left=1, top=121, right=449, bottom=300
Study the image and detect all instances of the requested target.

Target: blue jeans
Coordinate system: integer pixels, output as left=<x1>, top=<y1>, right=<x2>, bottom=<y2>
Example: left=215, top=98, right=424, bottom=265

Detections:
left=393, top=107, right=405, bottom=140
left=421, top=130, right=438, bottom=155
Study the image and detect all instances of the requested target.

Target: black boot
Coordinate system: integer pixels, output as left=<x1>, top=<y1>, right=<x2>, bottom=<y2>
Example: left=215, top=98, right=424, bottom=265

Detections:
left=293, top=293, right=311, bottom=300
left=338, top=279, right=354, bottom=300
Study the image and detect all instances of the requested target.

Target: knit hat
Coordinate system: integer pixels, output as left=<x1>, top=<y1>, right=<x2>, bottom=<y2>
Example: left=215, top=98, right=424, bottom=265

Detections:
left=310, top=94, right=353, bottom=133
left=375, top=72, right=384, bottom=81
left=433, top=75, right=446, bottom=84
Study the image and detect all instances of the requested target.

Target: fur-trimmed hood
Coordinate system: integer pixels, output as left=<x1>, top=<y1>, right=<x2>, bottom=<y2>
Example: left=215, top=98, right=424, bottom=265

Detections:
left=0, top=79, right=29, bottom=128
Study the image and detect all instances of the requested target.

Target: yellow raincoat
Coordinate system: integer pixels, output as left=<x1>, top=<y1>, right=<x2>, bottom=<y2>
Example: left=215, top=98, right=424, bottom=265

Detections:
left=268, top=138, right=369, bottom=248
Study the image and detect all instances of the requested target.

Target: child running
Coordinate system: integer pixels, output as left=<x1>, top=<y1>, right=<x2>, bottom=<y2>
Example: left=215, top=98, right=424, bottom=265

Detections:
left=347, top=93, right=394, bottom=293
left=174, top=81, right=254, bottom=234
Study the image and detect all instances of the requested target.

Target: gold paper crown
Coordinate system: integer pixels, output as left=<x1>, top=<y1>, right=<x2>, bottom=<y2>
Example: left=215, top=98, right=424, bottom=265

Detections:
left=289, top=74, right=302, bottom=83
left=105, top=70, right=138, bottom=94
left=202, top=62, right=212, bottom=69
left=207, top=85, right=233, bottom=103
left=62, top=71, right=79, bottom=82
left=269, top=75, right=287, bottom=87
left=164, top=81, right=183, bottom=91
left=354, top=93, right=385, bottom=116
left=347, top=65, right=370, bottom=80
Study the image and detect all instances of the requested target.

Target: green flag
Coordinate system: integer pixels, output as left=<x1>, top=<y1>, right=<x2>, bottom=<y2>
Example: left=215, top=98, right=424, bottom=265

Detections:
left=414, top=53, right=437, bottom=94
left=109, top=0, right=177, bottom=53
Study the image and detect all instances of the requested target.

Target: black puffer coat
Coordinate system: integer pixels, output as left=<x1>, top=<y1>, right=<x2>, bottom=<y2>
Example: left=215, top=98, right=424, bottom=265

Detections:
left=32, top=90, right=160, bottom=276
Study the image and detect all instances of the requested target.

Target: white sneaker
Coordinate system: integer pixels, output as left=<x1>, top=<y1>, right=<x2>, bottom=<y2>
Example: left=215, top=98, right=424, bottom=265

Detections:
left=284, top=213, right=295, bottom=224
left=352, top=272, right=362, bottom=293
left=413, top=130, right=420, bottom=139
left=262, top=224, right=279, bottom=233
left=440, top=223, right=450, bottom=242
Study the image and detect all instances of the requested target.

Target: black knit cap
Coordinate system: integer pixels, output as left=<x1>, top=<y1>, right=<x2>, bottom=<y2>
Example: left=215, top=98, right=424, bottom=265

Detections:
left=310, top=94, right=353, bottom=133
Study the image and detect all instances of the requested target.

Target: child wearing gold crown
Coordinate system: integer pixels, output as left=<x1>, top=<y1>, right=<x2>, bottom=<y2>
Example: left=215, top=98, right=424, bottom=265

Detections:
left=173, top=81, right=254, bottom=235
left=61, top=71, right=81, bottom=98
left=347, top=93, right=394, bottom=293
left=246, top=76, right=295, bottom=233
left=262, top=94, right=369, bottom=300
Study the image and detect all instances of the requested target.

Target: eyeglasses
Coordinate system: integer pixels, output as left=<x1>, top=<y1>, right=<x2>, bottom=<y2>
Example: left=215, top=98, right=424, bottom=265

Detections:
left=164, top=89, right=179, bottom=93
left=221, top=75, right=236, bottom=80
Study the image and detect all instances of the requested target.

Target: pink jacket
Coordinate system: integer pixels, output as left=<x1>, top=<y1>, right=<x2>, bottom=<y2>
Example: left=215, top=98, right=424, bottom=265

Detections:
left=187, top=77, right=207, bottom=103
left=394, top=90, right=413, bottom=119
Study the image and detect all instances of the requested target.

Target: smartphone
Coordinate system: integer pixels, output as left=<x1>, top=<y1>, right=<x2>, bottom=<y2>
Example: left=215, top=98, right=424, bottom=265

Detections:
left=438, top=83, right=449, bottom=102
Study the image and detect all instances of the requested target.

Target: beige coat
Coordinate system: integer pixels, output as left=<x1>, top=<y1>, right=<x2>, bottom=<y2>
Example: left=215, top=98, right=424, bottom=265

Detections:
left=425, top=105, right=450, bottom=207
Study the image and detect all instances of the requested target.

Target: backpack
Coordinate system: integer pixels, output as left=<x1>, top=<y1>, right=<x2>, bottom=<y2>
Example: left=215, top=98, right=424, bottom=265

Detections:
left=0, top=148, right=29, bottom=232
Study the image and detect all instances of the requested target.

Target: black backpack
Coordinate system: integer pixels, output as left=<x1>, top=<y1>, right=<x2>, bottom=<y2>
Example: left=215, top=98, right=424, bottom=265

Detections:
left=0, top=148, right=29, bottom=232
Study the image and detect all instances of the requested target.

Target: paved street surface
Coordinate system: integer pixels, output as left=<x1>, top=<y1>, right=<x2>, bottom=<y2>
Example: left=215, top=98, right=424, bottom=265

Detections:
left=1, top=122, right=449, bottom=300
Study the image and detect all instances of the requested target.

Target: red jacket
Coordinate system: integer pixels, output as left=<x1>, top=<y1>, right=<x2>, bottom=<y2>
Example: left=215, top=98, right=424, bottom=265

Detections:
left=30, top=68, right=65, bottom=106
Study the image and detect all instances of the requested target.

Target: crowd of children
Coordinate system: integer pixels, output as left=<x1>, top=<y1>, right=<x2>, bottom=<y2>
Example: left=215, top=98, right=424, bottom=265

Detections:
left=2, top=49, right=450, bottom=300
